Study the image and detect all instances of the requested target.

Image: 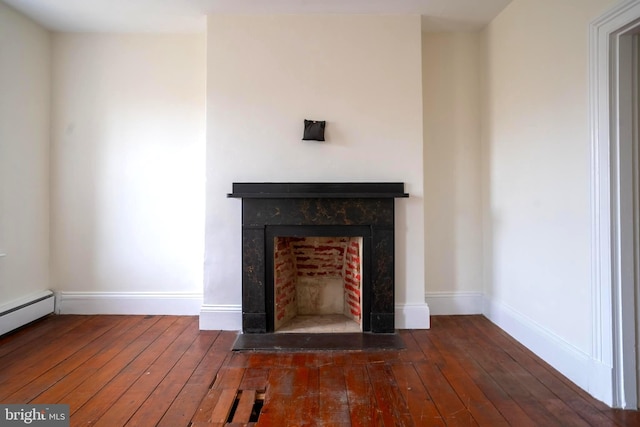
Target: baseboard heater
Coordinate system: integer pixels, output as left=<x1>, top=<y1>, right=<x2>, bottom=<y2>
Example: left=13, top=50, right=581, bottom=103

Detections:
left=0, top=290, right=55, bottom=336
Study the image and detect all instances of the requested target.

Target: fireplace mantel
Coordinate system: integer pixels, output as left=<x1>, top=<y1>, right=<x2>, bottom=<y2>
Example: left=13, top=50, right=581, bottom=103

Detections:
left=230, top=182, right=409, bottom=334
left=228, top=182, right=409, bottom=199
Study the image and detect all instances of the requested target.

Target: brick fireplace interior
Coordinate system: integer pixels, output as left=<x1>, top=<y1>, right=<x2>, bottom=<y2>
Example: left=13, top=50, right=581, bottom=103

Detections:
left=228, top=182, right=408, bottom=334
left=273, top=236, right=363, bottom=333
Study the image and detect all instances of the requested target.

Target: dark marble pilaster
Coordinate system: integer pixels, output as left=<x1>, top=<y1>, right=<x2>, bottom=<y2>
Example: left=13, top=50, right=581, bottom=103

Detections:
left=370, top=226, right=395, bottom=333
left=242, top=313, right=267, bottom=334
left=242, top=226, right=266, bottom=332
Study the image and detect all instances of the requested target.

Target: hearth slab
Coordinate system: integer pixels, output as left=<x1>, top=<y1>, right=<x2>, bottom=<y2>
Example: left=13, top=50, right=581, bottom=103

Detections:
left=232, top=332, right=405, bottom=351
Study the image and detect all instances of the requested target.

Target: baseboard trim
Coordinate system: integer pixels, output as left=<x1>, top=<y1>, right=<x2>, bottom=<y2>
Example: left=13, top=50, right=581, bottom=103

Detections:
left=56, top=291, right=202, bottom=315
left=395, top=303, right=430, bottom=329
left=425, top=291, right=483, bottom=315
left=483, top=297, right=591, bottom=391
left=199, top=303, right=430, bottom=331
left=199, top=304, right=242, bottom=330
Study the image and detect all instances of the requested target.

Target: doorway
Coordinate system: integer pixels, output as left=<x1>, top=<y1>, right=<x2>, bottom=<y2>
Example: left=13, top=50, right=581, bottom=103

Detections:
left=616, top=24, right=640, bottom=411
left=617, top=27, right=640, bottom=409
left=591, top=0, right=640, bottom=409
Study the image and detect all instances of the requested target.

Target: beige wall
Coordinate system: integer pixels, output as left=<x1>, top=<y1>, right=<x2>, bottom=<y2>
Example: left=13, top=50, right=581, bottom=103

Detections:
left=205, top=15, right=428, bottom=328
left=0, top=2, right=50, bottom=306
left=481, top=0, right=617, bottom=380
left=422, top=32, right=483, bottom=310
left=51, top=34, right=206, bottom=305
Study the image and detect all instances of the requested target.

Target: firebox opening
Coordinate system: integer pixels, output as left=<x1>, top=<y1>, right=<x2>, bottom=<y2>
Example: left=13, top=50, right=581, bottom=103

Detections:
left=273, top=236, right=363, bottom=333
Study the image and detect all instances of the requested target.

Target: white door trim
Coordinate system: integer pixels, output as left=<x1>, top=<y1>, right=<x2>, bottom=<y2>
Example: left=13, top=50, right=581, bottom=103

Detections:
left=590, top=0, right=640, bottom=408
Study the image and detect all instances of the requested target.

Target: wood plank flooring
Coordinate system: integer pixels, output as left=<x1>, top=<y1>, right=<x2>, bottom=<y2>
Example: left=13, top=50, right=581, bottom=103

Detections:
left=1, top=314, right=639, bottom=426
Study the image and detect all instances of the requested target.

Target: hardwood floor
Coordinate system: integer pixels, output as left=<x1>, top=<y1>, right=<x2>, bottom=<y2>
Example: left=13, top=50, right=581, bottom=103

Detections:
left=1, top=314, right=639, bottom=426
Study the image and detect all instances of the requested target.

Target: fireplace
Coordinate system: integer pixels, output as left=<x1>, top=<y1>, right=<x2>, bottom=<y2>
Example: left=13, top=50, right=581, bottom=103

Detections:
left=272, top=235, right=365, bottom=333
left=228, top=182, right=409, bottom=333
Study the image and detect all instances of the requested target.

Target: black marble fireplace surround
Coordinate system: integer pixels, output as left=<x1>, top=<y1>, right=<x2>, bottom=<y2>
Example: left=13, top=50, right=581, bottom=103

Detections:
left=228, top=182, right=409, bottom=334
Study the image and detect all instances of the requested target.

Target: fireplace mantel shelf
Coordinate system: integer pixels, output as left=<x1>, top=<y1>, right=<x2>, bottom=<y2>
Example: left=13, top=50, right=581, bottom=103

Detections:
left=227, top=182, right=409, bottom=199
left=228, top=192, right=409, bottom=199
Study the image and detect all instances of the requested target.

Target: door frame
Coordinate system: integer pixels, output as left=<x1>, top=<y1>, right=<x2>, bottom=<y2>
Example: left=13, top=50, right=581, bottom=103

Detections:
left=590, top=0, right=640, bottom=409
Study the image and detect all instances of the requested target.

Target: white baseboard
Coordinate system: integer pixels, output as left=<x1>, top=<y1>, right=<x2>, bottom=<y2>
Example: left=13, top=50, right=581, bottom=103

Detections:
left=0, top=290, right=54, bottom=336
left=56, top=291, right=202, bottom=315
left=395, top=303, right=430, bottom=329
left=199, top=304, right=242, bottom=330
left=199, top=303, right=430, bottom=330
left=425, top=291, right=483, bottom=315
left=483, top=296, right=591, bottom=391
